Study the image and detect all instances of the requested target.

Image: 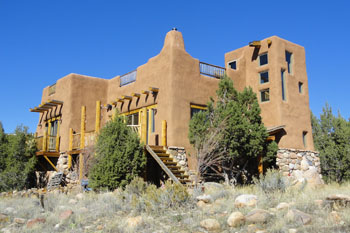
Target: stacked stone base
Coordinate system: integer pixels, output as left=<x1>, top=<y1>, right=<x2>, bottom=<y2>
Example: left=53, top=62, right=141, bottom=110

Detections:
left=276, top=148, right=323, bottom=185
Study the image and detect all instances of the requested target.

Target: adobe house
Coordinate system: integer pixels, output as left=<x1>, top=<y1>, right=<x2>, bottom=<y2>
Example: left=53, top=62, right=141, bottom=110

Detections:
left=30, top=29, right=320, bottom=185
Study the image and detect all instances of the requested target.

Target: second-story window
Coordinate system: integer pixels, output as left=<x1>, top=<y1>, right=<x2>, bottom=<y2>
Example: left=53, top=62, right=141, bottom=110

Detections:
left=259, top=53, right=268, bottom=66
left=260, top=71, right=269, bottom=84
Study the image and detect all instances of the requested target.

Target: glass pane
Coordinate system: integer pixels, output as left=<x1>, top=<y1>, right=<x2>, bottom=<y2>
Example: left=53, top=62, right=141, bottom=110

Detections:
left=285, top=51, right=292, bottom=74
left=229, top=61, right=236, bottom=70
left=127, top=115, right=132, bottom=125
left=133, top=113, right=139, bottom=125
left=260, top=71, right=269, bottom=83
left=261, top=89, right=270, bottom=102
left=281, top=70, right=286, bottom=100
left=259, top=53, right=268, bottom=66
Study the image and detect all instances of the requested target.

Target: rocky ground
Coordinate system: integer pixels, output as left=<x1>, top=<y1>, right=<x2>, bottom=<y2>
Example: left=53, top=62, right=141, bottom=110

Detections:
left=1, top=177, right=350, bottom=233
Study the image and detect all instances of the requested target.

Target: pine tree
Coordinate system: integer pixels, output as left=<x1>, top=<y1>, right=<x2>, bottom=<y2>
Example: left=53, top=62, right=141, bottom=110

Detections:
left=311, top=104, right=350, bottom=183
left=89, top=113, right=146, bottom=190
left=0, top=125, right=37, bottom=191
left=189, top=75, right=277, bottom=183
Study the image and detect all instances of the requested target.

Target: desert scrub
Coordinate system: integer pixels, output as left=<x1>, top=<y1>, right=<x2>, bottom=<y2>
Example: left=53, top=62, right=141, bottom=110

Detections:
left=254, top=169, right=289, bottom=193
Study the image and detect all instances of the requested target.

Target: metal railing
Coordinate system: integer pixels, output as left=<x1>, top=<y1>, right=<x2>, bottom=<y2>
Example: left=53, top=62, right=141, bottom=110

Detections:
left=120, top=70, right=137, bottom=86
left=49, top=83, right=56, bottom=95
left=199, top=62, right=225, bottom=79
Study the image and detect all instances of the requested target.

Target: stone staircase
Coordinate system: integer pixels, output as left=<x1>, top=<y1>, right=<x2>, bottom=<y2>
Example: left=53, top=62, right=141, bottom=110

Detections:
left=146, top=145, right=191, bottom=184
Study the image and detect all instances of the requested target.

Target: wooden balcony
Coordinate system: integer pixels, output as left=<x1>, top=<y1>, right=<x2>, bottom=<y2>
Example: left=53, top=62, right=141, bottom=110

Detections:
left=35, top=134, right=60, bottom=157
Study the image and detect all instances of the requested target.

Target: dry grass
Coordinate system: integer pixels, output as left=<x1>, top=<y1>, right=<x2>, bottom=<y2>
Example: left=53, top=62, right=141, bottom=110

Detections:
left=1, top=179, right=350, bottom=232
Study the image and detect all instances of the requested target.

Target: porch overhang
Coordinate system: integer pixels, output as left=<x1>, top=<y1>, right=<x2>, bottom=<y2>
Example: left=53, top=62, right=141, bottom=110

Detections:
left=30, top=100, right=63, bottom=113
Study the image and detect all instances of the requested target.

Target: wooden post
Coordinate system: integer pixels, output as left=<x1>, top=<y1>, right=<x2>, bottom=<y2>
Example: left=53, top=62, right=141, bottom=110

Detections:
left=68, top=128, right=73, bottom=169
left=162, top=120, right=167, bottom=147
left=95, top=100, right=101, bottom=133
left=47, top=119, right=51, bottom=151
left=55, top=119, right=60, bottom=152
left=141, top=108, right=147, bottom=144
left=79, top=106, right=86, bottom=180
left=43, top=130, right=47, bottom=152
left=258, top=154, right=263, bottom=174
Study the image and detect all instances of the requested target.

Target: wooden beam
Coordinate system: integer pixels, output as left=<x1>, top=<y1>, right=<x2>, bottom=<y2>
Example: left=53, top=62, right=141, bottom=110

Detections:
left=43, top=155, right=58, bottom=172
left=131, top=93, right=141, bottom=98
left=122, top=95, right=132, bottom=100
left=142, top=90, right=149, bottom=95
left=267, top=135, right=275, bottom=141
left=249, top=41, right=261, bottom=47
left=117, top=98, right=124, bottom=103
left=149, top=87, right=159, bottom=93
left=49, top=100, right=63, bottom=105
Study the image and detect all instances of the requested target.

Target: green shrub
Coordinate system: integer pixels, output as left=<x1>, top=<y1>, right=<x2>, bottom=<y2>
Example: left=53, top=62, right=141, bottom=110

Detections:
left=88, top=114, right=146, bottom=190
left=253, top=169, right=289, bottom=193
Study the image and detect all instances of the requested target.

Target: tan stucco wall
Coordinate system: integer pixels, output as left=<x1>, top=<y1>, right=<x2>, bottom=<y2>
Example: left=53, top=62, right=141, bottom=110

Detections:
left=225, top=36, right=314, bottom=150
left=33, top=30, right=314, bottom=171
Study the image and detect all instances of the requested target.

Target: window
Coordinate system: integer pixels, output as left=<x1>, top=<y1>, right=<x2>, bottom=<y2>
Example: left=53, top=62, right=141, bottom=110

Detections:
left=260, top=71, right=269, bottom=84
left=285, top=51, right=293, bottom=74
left=281, top=69, right=286, bottom=101
left=302, top=131, right=307, bottom=148
left=298, top=82, right=303, bottom=93
left=259, top=53, right=268, bottom=66
left=126, top=112, right=139, bottom=126
left=228, top=61, right=237, bottom=70
left=260, top=89, right=270, bottom=102
left=190, top=104, right=207, bottom=118
left=151, top=109, right=155, bottom=133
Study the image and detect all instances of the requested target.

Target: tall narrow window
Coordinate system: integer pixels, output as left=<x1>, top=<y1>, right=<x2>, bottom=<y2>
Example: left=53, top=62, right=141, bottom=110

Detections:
left=302, top=131, right=307, bottom=148
left=151, top=109, right=155, bottom=133
left=281, top=69, right=286, bottom=101
left=298, top=82, right=303, bottom=93
left=285, top=51, right=293, bottom=74
left=260, top=71, right=269, bottom=84
left=259, top=53, right=268, bottom=66
left=260, top=89, right=270, bottom=102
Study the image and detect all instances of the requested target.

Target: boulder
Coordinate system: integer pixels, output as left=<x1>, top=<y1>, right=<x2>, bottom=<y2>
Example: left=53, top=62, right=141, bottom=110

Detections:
left=14, top=218, right=26, bottom=224
left=288, top=229, right=297, bottom=233
left=227, top=211, right=245, bottom=227
left=276, top=202, right=289, bottom=210
left=200, top=218, right=221, bottom=231
left=196, top=194, right=213, bottom=203
left=197, top=200, right=207, bottom=208
left=328, top=211, right=342, bottom=224
left=59, top=210, right=73, bottom=220
left=286, top=209, right=312, bottom=225
left=245, top=209, right=272, bottom=224
left=234, top=194, right=258, bottom=208
left=76, top=193, right=84, bottom=200
left=126, top=216, right=143, bottom=228
left=0, top=214, right=9, bottom=223
left=27, top=218, right=46, bottom=228
left=68, top=199, right=78, bottom=205
left=303, top=167, right=324, bottom=187
left=300, top=160, right=309, bottom=171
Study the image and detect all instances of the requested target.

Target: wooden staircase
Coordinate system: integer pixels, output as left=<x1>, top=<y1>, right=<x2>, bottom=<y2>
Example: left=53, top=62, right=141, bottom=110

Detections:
left=146, top=145, right=191, bottom=184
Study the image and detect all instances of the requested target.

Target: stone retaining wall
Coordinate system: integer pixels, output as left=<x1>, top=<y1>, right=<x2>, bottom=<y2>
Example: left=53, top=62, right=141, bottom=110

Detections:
left=276, top=148, right=323, bottom=185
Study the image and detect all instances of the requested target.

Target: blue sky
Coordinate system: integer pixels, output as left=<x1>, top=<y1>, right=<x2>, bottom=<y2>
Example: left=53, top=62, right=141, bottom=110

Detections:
left=0, top=0, right=349, bottom=133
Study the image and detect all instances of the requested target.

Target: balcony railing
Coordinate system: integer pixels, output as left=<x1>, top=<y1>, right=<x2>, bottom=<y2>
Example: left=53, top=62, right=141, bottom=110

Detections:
left=72, top=133, right=81, bottom=150
left=85, top=131, right=96, bottom=147
left=128, top=125, right=141, bottom=136
left=199, top=62, right=225, bottom=79
left=49, top=83, right=56, bottom=95
left=120, top=70, right=137, bottom=87
left=35, top=135, right=60, bottom=152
